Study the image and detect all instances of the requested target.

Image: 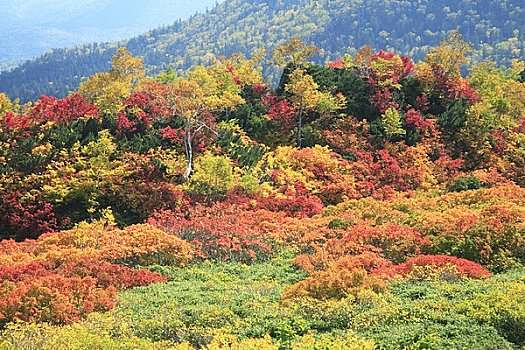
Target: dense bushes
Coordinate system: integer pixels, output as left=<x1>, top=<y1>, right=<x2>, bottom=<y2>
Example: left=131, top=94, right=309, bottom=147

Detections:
left=0, top=221, right=191, bottom=325
left=374, top=255, right=492, bottom=281
left=149, top=205, right=275, bottom=263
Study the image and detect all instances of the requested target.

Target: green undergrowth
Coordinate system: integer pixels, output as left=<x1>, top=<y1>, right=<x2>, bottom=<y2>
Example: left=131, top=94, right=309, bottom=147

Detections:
left=108, top=255, right=525, bottom=349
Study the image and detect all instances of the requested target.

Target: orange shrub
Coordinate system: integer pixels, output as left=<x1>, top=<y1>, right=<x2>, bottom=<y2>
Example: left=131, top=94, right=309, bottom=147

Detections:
left=0, top=275, right=115, bottom=325
left=373, top=255, right=492, bottom=280
left=100, top=224, right=193, bottom=266
left=294, top=251, right=392, bottom=275
left=0, top=222, right=189, bottom=325
left=149, top=205, right=275, bottom=263
left=283, top=267, right=387, bottom=302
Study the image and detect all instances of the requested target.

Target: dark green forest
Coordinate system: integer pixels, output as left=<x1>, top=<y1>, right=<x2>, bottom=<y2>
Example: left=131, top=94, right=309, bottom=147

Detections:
left=1, top=0, right=524, bottom=102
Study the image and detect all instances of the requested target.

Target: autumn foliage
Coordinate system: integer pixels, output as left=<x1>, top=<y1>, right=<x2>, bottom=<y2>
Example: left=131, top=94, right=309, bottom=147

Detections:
left=0, top=36, right=525, bottom=348
left=0, top=222, right=191, bottom=325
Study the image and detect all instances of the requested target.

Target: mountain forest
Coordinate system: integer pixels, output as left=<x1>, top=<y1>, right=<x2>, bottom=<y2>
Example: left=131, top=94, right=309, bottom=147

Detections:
left=0, top=28, right=525, bottom=349
left=0, top=0, right=524, bottom=102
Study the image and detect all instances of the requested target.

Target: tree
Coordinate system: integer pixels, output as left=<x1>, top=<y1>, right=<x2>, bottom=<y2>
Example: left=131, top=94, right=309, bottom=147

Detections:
left=272, top=37, right=319, bottom=69
left=285, top=69, right=345, bottom=147
left=78, top=48, right=144, bottom=116
left=153, top=54, right=259, bottom=180
left=426, top=30, right=471, bottom=81
left=461, top=60, right=525, bottom=170
left=0, top=93, right=14, bottom=116
left=153, top=78, right=211, bottom=181
left=415, top=31, right=472, bottom=97
left=285, top=69, right=323, bottom=147
left=382, top=107, right=406, bottom=138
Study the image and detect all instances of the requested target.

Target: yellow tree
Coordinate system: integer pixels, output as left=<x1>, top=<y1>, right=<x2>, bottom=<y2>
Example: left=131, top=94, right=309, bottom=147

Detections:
left=285, top=69, right=322, bottom=147
left=426, top=30, right=471, bottom=80
left=272, top=37, right=319, bottom=69
left=189, top=51, right=264, bottom=114
left=78, top=48, right=144, bottom=116
left=462, top=60, right=525, bottom=170
left=415, top=30, right=471, bottom=94
left=382, top=107, right=406, bottom=138
left=0, top=93, right=14, bottom=116
left=285, top=69, right=345, bottom=147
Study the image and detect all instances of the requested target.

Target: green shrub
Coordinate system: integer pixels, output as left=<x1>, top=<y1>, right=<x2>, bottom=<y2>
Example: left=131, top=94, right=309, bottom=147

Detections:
left=448, top=176, right=482, bottom=192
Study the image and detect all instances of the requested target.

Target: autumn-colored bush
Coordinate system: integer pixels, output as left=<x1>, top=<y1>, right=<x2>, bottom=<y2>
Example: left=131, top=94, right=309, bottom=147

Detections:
left=344, top=224, right=429, bottom=263
left=253, top=193, right=324, bottom=218
left=253, top=146, right=357, bottom=206
left=149, top=204, right=274, bottom=263
left=100, top=224, right=193, bottom=266
left=0, top=221, right=188, bottom=325
left=0, top=275, right=115, bottom=325
left=116, top=91, right=169, bottom=135
left=56, top=258, right=168, bottom=289
left=283, top=267, right=387, bottom=302
left=294, top=251, right=392, bottom=276
left=0, top=189, right=63, bottom=241
left=30, top=93, right=98, bottom=125
left=374, top=255, right=491, bottom=281
left=292, top=223, right=428, bottom=275
left=37, top=223, right=193, bottom=267
left=412, top=201, right=525, bottom=271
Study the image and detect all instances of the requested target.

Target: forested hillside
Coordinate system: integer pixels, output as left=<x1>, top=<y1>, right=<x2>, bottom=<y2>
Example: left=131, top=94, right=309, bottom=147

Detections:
left=1, top=31, right=525, bottom=348
left=0, top=0, right=218, bottom=71
left=1, top=0, right=524, bottom=102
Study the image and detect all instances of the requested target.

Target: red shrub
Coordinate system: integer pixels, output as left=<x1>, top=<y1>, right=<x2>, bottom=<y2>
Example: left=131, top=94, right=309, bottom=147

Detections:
left=265, top=97, right=296, bottom=133
left=0, top=189, right=63, bottom=240
left=149, top=204, right=274, bottom=263
left=116, top=91, right=169, bottom=134
left=0, top=275, right=115, bottom=325
left=30, top=93, right=98, bottom=124
left=0, top=222, right=187, bottom=325
left=56, top=258, right=168, bottom=289
left=374, top=255, right=491, bottom=279
left=0, top=112, right=32, bottom=138
left=254, top=194, right=324, bottom=218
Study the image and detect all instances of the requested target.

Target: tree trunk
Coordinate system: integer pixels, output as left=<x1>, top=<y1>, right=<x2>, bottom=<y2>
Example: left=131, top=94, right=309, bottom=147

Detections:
left=183, top=121, right=193, bottom=182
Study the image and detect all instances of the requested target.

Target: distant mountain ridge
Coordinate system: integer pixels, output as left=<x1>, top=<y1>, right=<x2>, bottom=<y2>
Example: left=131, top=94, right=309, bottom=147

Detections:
left=1, top=0, right=524, bottom=102
left=0, top=0, right=218, bottom=67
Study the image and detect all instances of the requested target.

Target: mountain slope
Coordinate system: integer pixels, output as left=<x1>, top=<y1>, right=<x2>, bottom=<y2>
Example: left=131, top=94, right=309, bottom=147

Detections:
left=1, top=0, right=524, bottom=102
left=0, top=0, right=218, bottom=67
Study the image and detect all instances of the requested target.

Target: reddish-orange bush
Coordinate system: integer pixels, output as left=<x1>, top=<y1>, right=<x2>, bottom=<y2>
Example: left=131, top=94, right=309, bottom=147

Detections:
left=293, top=223, right=429, bottom=274
left=149, top=204, right=275, bottom=263
left=373, top=255, right=492, bottom=280
left=0, top=275, right=115, bottom=325
left=0, top=222, right=188, bottom=325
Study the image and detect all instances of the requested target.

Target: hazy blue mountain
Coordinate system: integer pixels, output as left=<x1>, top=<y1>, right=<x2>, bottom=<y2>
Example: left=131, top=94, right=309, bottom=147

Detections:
left=0, top=0, right=219, bottom=68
